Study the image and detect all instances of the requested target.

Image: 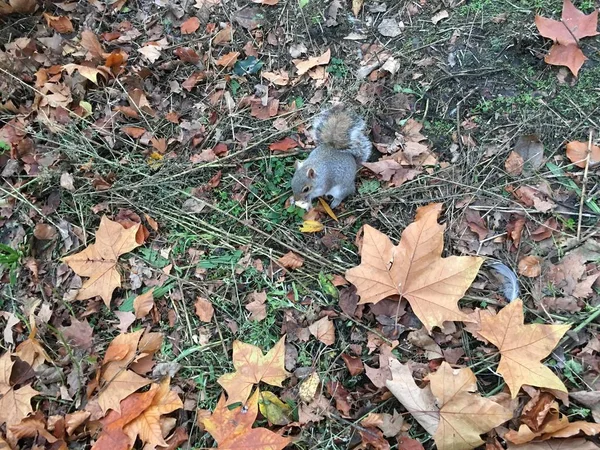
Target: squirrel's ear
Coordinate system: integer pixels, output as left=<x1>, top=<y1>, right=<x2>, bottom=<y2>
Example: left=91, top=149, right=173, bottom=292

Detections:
left=295, top=160, right=304, bottom=169
left=307, top=167, right=316, bottom=179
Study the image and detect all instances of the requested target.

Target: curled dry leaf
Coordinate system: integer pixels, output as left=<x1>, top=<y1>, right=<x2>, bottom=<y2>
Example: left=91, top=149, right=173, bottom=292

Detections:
left=346, top=203, right=483, bottom=332
left=133, top=288, right=155, bottom=318
left=308, top=317, right=335, bottom=346
left=194, top=296, right=214, bottom=323
left=294, top=49, right=331, bottom=75
left=478, top=299, right=570, bottom=397
left=43, top=13, right=74, bottom=33
left=518, top=256, right=543, bottom=278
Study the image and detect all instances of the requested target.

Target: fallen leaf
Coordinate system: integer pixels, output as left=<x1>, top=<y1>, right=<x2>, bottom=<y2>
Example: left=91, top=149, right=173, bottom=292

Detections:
left=363, top=160, right=421, bottom=187
left=200, top=389, right=290, bottom=449
left=269, top=137, right=298, bottom=152
left=217, top=337, right=290, bottom=405
left=294, top=49, right=331, bottom=76
left=138, top=44, right=162, bottom=63
left=565, top=141, right=600, bottom=168
left=544, top=43, right=587, bottom=76
left=318, top=197, right=338, bottom=222
left=478, top=299, right=570, bottom=397
left=277, top=251, right=304, bottom=270
left=213, top=25, right=233, bottom=45
left=345, top=203, right=483, bottom=331
left=300, top=220, right=324, bottom=233
left=378, top=18, right=403, bottom=37
left=0, top=354, right=39, bottom=432
left=194, top=297, right=214, bottom=323
left=518, top=256, right=543, bottom=278
left=122, top=127, right=147, bottom=139
left=257, top=391, right=292, bottom=426
left=261, top=70, right=290, bottom=86
left=569, top=391, right=600, bottom=423
left=62, top=63, right=107, bottom=84
left=43, top=13, right=73, bottom=33
left=63, top=216, right=141, bottom=306
left=386, top=358, right=439, bottom=435
left=246, top=291, right=267, bottom=321
left=535, top=0, right=598, bottom=45
left=352, top=0, right=363, bottom=16
left=341, top=353, right=364, bottom=376
left=181, top=17, right=200, bottom=34
left=133, top=288, right=155, bottom=319
left=216, top=51, right=240, bottom=67
left=427, top=362, right=513, bottom=450
left=431, top=9, right=449, bottom=24
left=513, top=135, right=545, bottom=172
left=507, top=439, right=600, bottom=449
left=505, top=151, right=525, bottom=176
left=308, top=317, right=335, bottom=346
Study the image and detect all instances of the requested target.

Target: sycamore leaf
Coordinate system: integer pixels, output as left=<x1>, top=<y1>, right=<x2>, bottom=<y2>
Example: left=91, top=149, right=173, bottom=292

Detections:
left=42, top=12, right=73, bottom=33
left=535, top=0, right=598, bottom=45
left=0, top=353, right=39, bottom=430
left=544, top=43, right=587, bottom=76
left=63, top=216, right=141, bottom=306
left=345, top=203, right=484, bottom=331
left=14, top=312, right=50, bottom=369
left=507, top=439, right=600, bottom=449
left=200, top=389, right=291, bottom=450
left=478, top=299, right=570, bottom=397
left=427, top=362, right=513, bottom=450
left=123, top=378, right=183, bottom=447
left=62, top=63, right=108, bottom=84
left=97, top=331, right=151, bottom=414
left=133, top=288, right=155, bottom=319
left=217, top=336, right=290, bottom=405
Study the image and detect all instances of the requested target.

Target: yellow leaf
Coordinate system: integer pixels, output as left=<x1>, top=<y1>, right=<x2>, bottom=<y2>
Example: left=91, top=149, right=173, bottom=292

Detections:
left=352, top=0, right=363, bottom=16
left=345, top=203, right=483, bottom=331
left=300, top=220, right=324, bottom=233
left=258, top=391, right=292, bottom=426
left=319, top=197, right=338, bottom=221
left=217, top=336, right=290, bottom=406
left=478, top=299, right=570, bottom=397
left=63, top=216, right=141, bottom=306
left=79, top=100, right=93, bottom=117
left=298, top=371, right=320, bottom=403
left=308, top=316, right=335, bottom=346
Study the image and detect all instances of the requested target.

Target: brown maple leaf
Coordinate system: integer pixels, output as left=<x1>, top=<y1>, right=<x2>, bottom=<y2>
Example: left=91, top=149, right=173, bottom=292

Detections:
left=0, top=353, right=39, bottom=432
left=97, top=330, right=151, bottom=414
left=427, top=362, right=513, bottom=450
left=200, top=389, right=290, bottom=450
left=345, top=203, right=483, bottom=331
left=217, top=336, right=290, bottom=405
left=123, top=378, right=183, bottom=447
left=535, top=0, right=599, bottom=76
left=63, top=216, right=141, bottom=306
left=478, top=299, right=570, bottom=398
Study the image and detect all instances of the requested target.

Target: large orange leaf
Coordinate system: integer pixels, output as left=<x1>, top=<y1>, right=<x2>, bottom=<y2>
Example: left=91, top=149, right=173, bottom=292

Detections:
left=345, top=203, right=483, bottom=331
left=217, top=336, right=290, bottom=406
left=123, top=378, right=183, bottom=447
left=63, top=216, right=141, bottom=306
left=427, top=362, right=513, bottom=450
left=478, top=299, right=570, bottom=398
left=200, top=389, right=290, bottom=450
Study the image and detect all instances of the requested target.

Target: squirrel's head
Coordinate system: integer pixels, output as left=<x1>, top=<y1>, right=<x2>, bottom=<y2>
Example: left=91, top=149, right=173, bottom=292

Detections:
left=291, top=161, right=316, bottom=210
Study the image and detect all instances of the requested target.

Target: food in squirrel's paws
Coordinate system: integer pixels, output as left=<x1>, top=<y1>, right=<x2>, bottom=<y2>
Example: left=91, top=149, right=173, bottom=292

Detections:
left=291, top=104, right=371, bottom=210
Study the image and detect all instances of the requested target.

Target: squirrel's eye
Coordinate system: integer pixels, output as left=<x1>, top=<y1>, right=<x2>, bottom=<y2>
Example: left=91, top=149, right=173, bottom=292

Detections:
left=302, top=186, right=310, bottom=193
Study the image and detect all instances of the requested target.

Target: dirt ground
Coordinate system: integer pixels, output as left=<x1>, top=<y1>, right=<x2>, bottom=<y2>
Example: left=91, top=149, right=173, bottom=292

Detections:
left=1, top=0, right=600, bottom=448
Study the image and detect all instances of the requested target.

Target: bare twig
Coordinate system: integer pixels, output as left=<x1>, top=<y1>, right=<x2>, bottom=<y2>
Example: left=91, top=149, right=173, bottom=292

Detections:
left=577, top=129, right=593, bottom=240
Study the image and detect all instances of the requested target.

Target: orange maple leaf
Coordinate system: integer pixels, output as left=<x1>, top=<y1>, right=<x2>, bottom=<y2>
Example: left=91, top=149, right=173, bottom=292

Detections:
left=97, top=330, right=150, bottom=414
left=123, top=378, right=183, bottom=448
left=478, top=299, right=570, bottom=398
left=345, top=203, right=483, bottom=332
left=63, top=216, right=141, bottom=306
left=535, top=0, right=599, bottom=76
left=201, top=389, right=290, bottom=450
left=427, top=362, right=513, bottom=450
left=217, top=336, right=290, bottom=406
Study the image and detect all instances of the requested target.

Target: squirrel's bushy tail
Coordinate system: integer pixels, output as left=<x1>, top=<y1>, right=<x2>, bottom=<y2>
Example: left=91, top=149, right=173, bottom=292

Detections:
left=313, top=104, right=371, bottom=163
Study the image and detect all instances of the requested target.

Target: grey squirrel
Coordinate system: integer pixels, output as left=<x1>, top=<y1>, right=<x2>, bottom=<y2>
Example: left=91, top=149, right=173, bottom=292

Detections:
left=291, top=104, right=371, bottom=210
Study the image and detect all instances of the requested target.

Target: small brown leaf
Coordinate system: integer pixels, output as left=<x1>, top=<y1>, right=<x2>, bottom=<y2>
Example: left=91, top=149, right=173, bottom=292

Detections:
left=544, top=43, right=587, bottom=77
left=518, top=256, right=543, bottom=278
left=194, top=297, right=214, bottom=323
left=34, top=223, right=58, bottom=240
left=43, top=13, right=74, bottom=33
left=213, top=25, right=233, bottom=45
left=309, top=316, right=335, bottom=346
left=566, top=140, right=600, bottom=168
left=181, top=17, right=200, bottom=34
left=216, top=51, right=239, bottom=67
left=122, top=126, right=147, bottom=138
left=269, top=137, right=298, bottom=152
left=133, top=288, right=155, bottom=318
left=277, top=251, right=304, bottom=270
left=505, top=151, right=524, bottom=176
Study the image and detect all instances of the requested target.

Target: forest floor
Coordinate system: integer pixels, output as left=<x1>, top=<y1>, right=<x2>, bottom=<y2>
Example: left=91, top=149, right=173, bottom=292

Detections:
left=0, top=0, right=599, bottom=448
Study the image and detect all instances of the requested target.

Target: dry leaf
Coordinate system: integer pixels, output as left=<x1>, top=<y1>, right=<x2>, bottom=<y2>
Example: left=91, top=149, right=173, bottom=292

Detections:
left=300, top=220, right=324, bottom=233
left=544, top=43, right=587, bottom=76
left=0, top=353, right=39, bottom=431
left=246, top=291, right=267, bottom=321
left=133, top=288, right=155, bottom=318
left=277, top=251, right=304, bottom=270
left=318, top=197, right=338, bottom=222
left=352, top=0, right=363, bottom=16
left=505, top=151, right=525, bottom=176
left=262, top=70, right=290, bottom=86
left=294, top=49, right=331, bottom=75
left=478, top=299, right=570, bottom=397
left=346, top=203, right=483, bottom=331
left=565, top=141, right=600, bottom=168
left=180, top=17, right=200, bottom=34
left=217, top=336, right=290, bottom=405
left=269, top=137, right=298, bottom=152
left=200, top=389, right=290, bottom=449
left=518, top=256, right=543, bottom=278
left=308, top=317, right=335, bottom=346
left=507, top=439, right=600, bottom=449
left=427, top=362, right=513, bottom=450
left=216, top=51, right=240, bottom=67
left=43, top=13, right=74, bottom=33
left=63, top=216, right=141, bottom=306
left=194, top=297, right=214, bottom=323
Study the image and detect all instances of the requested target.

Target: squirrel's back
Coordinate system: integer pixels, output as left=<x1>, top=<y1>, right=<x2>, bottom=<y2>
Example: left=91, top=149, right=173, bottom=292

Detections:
left=312, top=104, right=371, bottom=163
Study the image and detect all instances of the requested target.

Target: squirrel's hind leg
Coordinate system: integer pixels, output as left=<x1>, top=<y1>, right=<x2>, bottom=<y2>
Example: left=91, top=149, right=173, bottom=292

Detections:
left=327, top=184, right=355, bottom=208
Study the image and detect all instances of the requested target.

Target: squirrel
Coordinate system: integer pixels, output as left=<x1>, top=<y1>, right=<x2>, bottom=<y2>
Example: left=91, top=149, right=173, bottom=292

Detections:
left=291, top=104, right=371, bottom=210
